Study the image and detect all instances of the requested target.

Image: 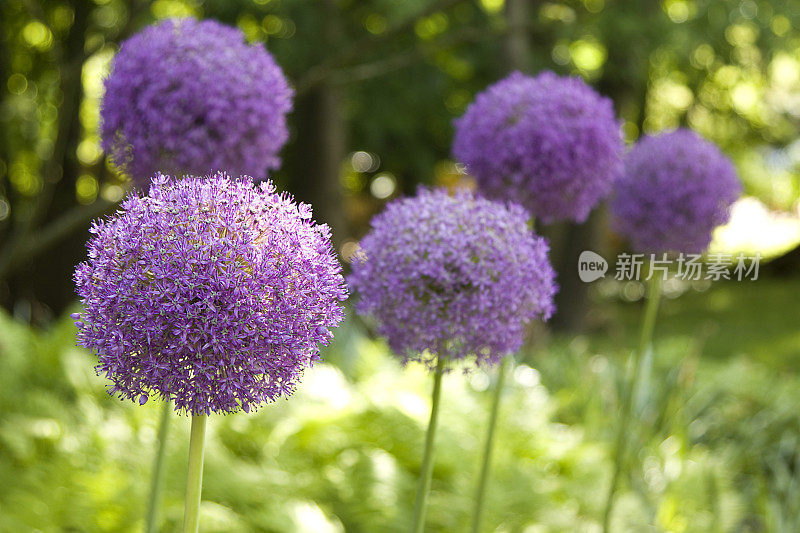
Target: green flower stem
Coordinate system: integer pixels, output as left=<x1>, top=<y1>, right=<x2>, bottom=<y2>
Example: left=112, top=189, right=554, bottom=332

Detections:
left=411, top=356, right=446, bottom=533
left=182, top=414, right=208, bottom=533
left=471, top=355, right=511, bottom=533
left=145, top=400, right=171, bottom=533
left=602, top=275, right=662, bottom=533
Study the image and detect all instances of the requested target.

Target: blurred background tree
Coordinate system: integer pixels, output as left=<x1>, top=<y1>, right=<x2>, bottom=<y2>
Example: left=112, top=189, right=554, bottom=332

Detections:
left=1, top=0, right=799, bottom=325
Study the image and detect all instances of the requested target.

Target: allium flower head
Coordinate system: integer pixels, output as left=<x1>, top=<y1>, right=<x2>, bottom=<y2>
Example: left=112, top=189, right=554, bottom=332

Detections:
left=610, top=129, right=742, bottom=254
left=452, top=71, right=624, bottom=223
left=101, top=18, right=293, bottom=188
left=73, top=173, right=347, bottom=415
left=349, top=188, right=557, bottom=368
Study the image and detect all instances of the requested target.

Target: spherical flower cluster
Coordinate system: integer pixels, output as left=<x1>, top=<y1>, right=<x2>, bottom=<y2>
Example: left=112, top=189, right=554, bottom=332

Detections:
left=610, top=129, right=742, bottom=254
left=73, top=173, right=347, bottom=415
left=452, top=71, right=624, bottom=223
left=101, top=18, right=293, bottom=188
left=349, top=188, right=557, bottom=368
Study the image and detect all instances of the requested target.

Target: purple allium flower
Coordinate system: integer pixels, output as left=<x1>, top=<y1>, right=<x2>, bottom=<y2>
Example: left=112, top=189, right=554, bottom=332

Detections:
left=610, top=129, right=742, bottom=254
left=452, top=71, right=624, bottom=223
left=349, top=188, right=557, bottom=368
left=73, top=173, right=347, bottom=415
left=101, top=18, right=293, bottom=188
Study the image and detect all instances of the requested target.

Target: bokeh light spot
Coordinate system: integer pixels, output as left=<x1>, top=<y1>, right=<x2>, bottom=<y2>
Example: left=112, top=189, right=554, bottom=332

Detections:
left=370, top=174, right=396, bottom=199
left=364, top=14, right=387, bottom=35
left=23, top=21, right=54, bottom=51
left=351, top=151, right=378, bottom=173
left=0, top=197, right=10, bottom=221
left=76, top=174, right=99, bottom=204
left=7, top=73, right=28, bottom=95
left=570, top=39, right=607, bottom=73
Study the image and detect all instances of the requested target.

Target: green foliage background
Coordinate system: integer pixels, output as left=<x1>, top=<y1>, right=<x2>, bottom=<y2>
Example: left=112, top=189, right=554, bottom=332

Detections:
left=2, top=280, right=800, bottom=531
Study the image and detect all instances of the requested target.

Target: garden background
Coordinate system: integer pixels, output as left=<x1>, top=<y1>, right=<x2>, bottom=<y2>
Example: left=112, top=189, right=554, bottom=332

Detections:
left=2, top=0, right=800, bottom=531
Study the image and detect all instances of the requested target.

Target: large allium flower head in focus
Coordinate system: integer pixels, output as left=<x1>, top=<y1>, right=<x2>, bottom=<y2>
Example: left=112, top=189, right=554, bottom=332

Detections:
left=73, top=173, right=348, bottom=415
left=101, top=18, right=293, bottom=188
left=452, top=71, right=624, bottom=223
left=349, top=188, right=557, bottom=369
left=610, top=129, right=742, bottom=254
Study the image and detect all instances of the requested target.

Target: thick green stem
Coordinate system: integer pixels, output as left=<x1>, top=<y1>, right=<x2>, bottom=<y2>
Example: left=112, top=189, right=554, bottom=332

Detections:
left=602, top=275, right=662, bottom=533
left=411, top=356, right=446, bottom=533
left=182, top=414, right=207, bottom=533
left=471, top=356, right=511, bottom=533
left=145, top=400, right=171, bottom=533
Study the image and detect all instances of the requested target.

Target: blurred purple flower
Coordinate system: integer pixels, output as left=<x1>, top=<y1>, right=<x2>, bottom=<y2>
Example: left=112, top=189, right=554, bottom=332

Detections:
left=101, top=18, right=293, bottom=188
left=349, top=188, right=557, bottom=369
left=452, top=71, right=624, bottom=223
left=73, top=172, right=347, bottom=415
left=610, top=129, right=742, bottom=254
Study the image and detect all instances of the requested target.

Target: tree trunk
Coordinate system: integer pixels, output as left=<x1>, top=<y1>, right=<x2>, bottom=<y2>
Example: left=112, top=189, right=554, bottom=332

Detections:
left=503, top=0, right=597, bottom=333
left=1, top=0, right=91, bottom=319
left=285, top=0, right=346, bottom=247
left=503, top=0, right=531, bottom=72
left=549, top=209, right=605, bottom=332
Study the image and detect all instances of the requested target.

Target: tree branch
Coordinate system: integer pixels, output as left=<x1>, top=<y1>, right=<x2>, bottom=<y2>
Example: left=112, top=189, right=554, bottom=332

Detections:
left=0, top=197, right=118, bottom=279
left=294, top=0, right=465, bottom=95
left=331, top=23, right=533, bottom=85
